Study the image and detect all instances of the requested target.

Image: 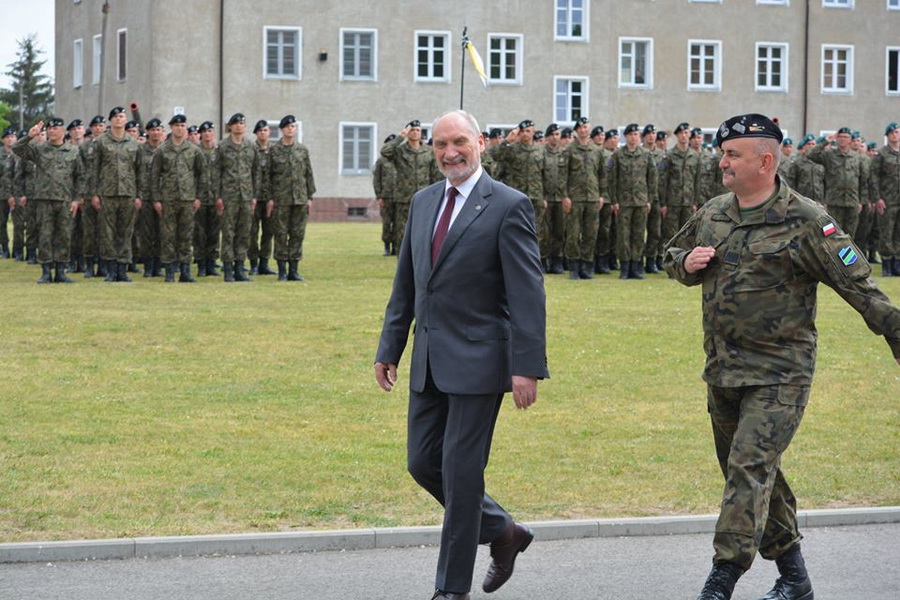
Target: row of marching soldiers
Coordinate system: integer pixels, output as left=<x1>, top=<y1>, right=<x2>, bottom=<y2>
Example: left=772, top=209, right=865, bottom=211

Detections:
left=374, top=117, right=900, bottom=279
left=0, top=107, right=316, bottom=284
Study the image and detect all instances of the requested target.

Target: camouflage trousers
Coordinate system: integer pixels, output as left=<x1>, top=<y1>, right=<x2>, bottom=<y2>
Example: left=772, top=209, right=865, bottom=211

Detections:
left=594, top=202, right=614, bottom=256
left=616, top=205, right=649, bottom=262
left=248, top=200, right=273, bottom=262
left=220, top=200, right=253, bottom=263
left=11, top=201, right=26, bottom=254
left=392, top=202, right=411, bottom=251
left=541, top=201, right=565, bottom=259
left=854, top=205, right=876, bottom=253
left=160, top=201, right=195, bottom=264
left=193, top=204, right=220, bottom=262
left=708, top=384, right=806, bottom=570
left=99, top=196, right=137, bottom=263
left=0, top=200, right=9, bottom=250
left=36, top=200, right=73, bottom=264
left=273, top=203, right=309, bottom=261
left=645, top=202, right=663, bottom=259
left=663, top=205, right=695, bottom=244
left=877, top=204, right=900, bottom=259
left=136, top=202, right=161, bottom=259
left=25, top=199, right=39, bottom=253
left=81, top=203, right=102, bottom=258
left=70, top=207, right=83, bottom=259
left=380, top=198, right=394, bottom=245
left=565, top=201, right=600, bottom=261
left=825, top=205, right=859, bottom=239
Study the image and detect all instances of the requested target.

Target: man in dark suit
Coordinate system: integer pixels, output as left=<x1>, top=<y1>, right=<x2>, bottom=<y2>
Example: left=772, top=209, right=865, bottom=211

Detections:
left=375, top=110, right=549, bottom=600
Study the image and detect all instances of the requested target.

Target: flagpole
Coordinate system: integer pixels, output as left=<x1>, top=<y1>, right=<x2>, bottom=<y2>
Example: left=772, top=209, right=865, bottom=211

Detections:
left=460, top=26, right=467, bottom=110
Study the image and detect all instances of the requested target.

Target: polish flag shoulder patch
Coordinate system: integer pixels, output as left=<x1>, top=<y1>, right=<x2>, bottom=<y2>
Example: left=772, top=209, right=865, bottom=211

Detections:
left=822, top=222, right=837, bottom=237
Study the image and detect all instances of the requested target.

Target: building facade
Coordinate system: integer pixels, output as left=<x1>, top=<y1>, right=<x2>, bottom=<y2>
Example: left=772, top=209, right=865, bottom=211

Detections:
left=56, top=0, right=900, bottom=216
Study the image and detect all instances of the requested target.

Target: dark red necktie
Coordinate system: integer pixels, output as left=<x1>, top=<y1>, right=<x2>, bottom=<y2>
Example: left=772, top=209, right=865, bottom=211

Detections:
left=431, top=187, right=457, bottom=265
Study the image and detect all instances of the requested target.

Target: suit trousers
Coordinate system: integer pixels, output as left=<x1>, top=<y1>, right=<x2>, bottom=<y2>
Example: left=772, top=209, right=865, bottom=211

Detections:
left=407, top=371, right=513, bottom=594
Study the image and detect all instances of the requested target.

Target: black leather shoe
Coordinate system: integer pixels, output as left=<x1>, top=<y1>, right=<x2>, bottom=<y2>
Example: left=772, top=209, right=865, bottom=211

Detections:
left=431, top=591, right=470, bottom=600
left=482, top=522, right=533, bottom=593
left=756, top=544, right=813, bottom=600
left=697, top=560, right=744, bottom=600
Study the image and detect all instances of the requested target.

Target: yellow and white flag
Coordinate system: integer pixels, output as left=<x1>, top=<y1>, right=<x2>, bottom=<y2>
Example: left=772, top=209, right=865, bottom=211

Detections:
left=465, top=39, right=488, bottom=88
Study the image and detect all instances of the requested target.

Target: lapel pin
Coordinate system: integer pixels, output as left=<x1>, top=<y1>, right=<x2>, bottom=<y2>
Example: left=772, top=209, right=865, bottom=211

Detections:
left=475, top=205, right=482, bottom=211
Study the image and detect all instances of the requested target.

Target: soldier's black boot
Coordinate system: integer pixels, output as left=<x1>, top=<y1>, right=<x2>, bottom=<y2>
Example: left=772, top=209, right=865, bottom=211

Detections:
left=383, top=242, right=391, bottom=256
left=542, top=258, right=551, bottom=273
left=579, top=260, right=595, bottom=280
left=223, top=262, right=235, bottom=282
left=608, top=254, right=619, bottom=271
left=249, top=258, right=259, bottom=275
left=630, top=260, right=645, bottom=280
left=645, top=256, right=659, bottom=274
left=128, top=261, right=140, bottom=273
left=234, top=260, right=252, bottom=282
left=206, top=260, right=220, bottom=276
left=26, top=248, right=37, bottom=264
left=595, top=254, right=611, bottom=274
left=117, top=262, right=132, bottom=283
left=277, top=260, right=288, bottom=281
left=894, top=257, right=900, bottom=276
left=13, top=248, right=23, bottom=261
left=619, top=261, right=631, bottom=279
left=37, top=263, right=53, bottom=284
left=97, top=259, right=108, bottom=278
left=757, top=544, right=813, bottom=600
left=656, top=256, right=664, bottom=272
left=196, top=258, right=208, bottom=277
left=153, top=257, right=163, bottom=277
left=84, top=257, right=95, bottom=278
left=55, top=262, right=74, bottom=283
left=867, top=249, right=880, bottom=264
left=1, top=244, right=8, bottom=258
left=549, top=256, right=564, bottom=274
left=164, top=263, right=176, bottom=283
left=697, top=560, right=744, bottom=600
left=144, top=257, right=155, bottom=278
left=258, top=258, right=275, bottom=275
left=569, top=260, right=581, bottom=280
left=104, top=261, right=117, bottom=282
left=287, top=260, right=305, bottom=281
left=179, top=262, right=196, bottom=283
left=882, top=258, right=893, bottom=277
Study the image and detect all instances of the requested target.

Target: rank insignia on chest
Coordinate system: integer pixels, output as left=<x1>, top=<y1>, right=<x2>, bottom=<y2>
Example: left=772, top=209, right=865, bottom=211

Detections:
left=822, top=222, right=836, bottom=237
left=839, top=245, right=858, bottom=266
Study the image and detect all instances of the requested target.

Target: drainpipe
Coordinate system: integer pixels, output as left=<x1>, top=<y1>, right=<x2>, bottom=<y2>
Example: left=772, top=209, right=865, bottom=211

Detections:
left=802, top=0, right=810, bottom=135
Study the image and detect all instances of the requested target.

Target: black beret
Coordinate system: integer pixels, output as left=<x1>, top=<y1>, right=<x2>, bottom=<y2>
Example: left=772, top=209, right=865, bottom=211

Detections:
left=406, top=119, right=421, bottom=128
left=674, top=122, right=690, bottom=134
left=623, top=123, right=640, bottom=135
left=109, top=106, right=126, bottom=119
left=574, top=117, right=590, bottom=128
left=383, top=133, right=397, bottom=144
left=47, top=117, right=65, bottom=128
left=253, top=120, right=268, bottom=134
left=561, top=128, right=573, bottom=138
left=782, top=137, right=793, bottom=146
left=533, top=131, right=544, bottom=141
left=656, top=131, right=668, bottom=140
left=590, top=125, right=604, bottom=138
left=2, top=127, right=16, bottom=137
left=690, top=127, right=703, bottom=138
left=89, top=115, right=106, bottom=126
left=715, top=113, right=783, bottom=147
left=186, top=125, right=198, bottom=134
left=489, top=128, right=503, bottom=139
left=17, top=130, right=28, bottom=139
left=545, top=123, right=560, bottom=136
left=481, top=131, right=490, bottom=138
left=198, top=121, right=215, bottom=133
left=227, top=113, right=245, bottom=126
left=125, top=120, right=139, bottom=130
left=145, top=118, right=163, bottom=129
left=836, top=126, right=852, bottom=135
left=66, top=119, right=83, bottom=130
left=604, top=129, right=619, bottom=140
left=518, top=119, right=534, bottom=129
left=279, top=115, right=296, bottom=129
left=642, top=124, right=656, bottom=136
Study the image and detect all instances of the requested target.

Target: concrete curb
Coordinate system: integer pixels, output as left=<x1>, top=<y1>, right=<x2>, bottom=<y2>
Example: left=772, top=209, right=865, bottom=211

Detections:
left=2, top=506, right=897, bottom=564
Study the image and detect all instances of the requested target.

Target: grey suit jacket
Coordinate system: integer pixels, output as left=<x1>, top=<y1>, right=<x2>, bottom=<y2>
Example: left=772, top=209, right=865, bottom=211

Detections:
left=376, top=171, right=549, bottom=395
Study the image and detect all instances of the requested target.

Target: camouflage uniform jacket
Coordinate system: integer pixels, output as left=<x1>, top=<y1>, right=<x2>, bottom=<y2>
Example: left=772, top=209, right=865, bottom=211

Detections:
left=806, top=144, right=866, bottom=207
left=786, top=155, right=824, bottom=204
left=91, top=131, right=143, bottom=198
left=497, top=141, right=545, bottom=200
left=256, top=143, right=270, bottom=200
left=138, top=141, right=162, bottom=202
left=12, top=135, right=85, bottom=201
left=608, top=145, right=657, bottom=207
left=562, top=140, right=607, bottom=201
left=661, top=146, right=701, bottom=207
left=149, top=139, right=207, bottom=204
left=0, top=148, right=14, bottom=199
left=379, top=136, right=439, bottom=204
left=198, top=145, right=218, bottom=204
left=541, top=145, right=566, bottom=202
left=664, top=179, right=900, bottom=387
left=871, top=144, right=900, bottom=206
left=372, top=156, right=396, bottom=200
left=699, top=152, right=727, bottom=206
left=484, top=144, right=505, bottom=181
left=15, top=154, right=36, bottom=198
left=216, top=137, right=260, bottom=203
left=267, top=141, right=316, bottom=206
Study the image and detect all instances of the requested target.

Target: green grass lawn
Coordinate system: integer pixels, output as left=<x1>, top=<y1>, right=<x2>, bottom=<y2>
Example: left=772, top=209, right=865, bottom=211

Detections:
left=1, top=222, right=898, bottom=543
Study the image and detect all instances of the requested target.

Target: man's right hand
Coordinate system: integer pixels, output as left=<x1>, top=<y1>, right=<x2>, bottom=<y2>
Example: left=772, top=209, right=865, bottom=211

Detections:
left=374, top=362, right=398, bottom=392
left=684, top=246, right=716, bottom=274
left=92, top=195, right=101, bottom=211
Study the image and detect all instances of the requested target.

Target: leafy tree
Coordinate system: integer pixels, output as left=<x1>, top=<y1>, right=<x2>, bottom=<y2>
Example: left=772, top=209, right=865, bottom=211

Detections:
left=0, top=101, right=11, bottom=133
left=0, top=34, right=55, bottom=130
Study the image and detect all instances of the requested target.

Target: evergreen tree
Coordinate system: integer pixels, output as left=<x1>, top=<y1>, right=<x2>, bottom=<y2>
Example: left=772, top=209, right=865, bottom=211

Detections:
left=0, top=34, right=55, bottom=130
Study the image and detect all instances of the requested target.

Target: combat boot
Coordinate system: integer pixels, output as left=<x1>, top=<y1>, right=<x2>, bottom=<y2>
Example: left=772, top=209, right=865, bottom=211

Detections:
left=895, top=257, right=900, bottom=276
left=645, top=256, right=659, bottom=274
left=569, top=260, right=581, bottom=280
left=258, top=258, right=275, bottom=275
left=55, top=262, right=74, bottom=283
left=277, top=260, right=288, bottom=281
left=84, top=257, right=95, bottom=278
left=37, top=263, right=53, bottom=284
left=234, top=260, right=252, bottom=282
left=104, top=261, right=117, bottom=282
left=697, top=561, right=744, bottom=600
left=656, top=256, right=664, bottom=272
left=13, top=248, right=23, bottom=261
left=26, top=248, right=37, bottom=264
left=619, top=261, right=631, bottom=279
left=128, top=261, right=140, bottom=273
left=549, top=256, right=564, bottom=274
left=196, top=258, right=208, bottom=277
left=249, top=258, right=259, bottom=275
left=629, top=260, right=645, bottom=280
left=608, top=254, right=619, bottom=271
left=883, top=258, right=893, bottom=277
left=97, top=259, right=108, bottom=278
left=116, top=262, right=132, bottom=283
left=595, top=254, right=610, bottom=274
left=179, top=262, right=196, bottom=283
left=757, top=544, right=813, bottom=600
left=152, top=257, right=163, bottom=277
left=164, top=263, right=176, bottom=283
left=207, top=260, right=220, bottom=276
left=579, top=260, right=595, bottom=280
left=542, top=258, right=550, bottom=273
left=383, top=242, right=391, bottom=256
left=223, top=262, right=235, bottom=282
left=0, top=244, right=8, bottom=258
left=143, top=257, right=155, bottom=278
left=867, top=249, right=880, bottom=264
left=287, top=260, right=304, bottom=281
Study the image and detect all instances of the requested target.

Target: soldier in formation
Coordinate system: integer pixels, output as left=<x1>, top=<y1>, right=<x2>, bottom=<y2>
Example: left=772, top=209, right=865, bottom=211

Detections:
left=248, top=120, right=276, bottom=275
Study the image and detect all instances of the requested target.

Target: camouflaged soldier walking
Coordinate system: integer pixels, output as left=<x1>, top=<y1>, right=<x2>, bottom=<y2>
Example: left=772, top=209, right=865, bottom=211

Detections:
left=665, top=114, right=900, bottom=600
left=267, top=115, right=315, bottom=281
left=13, top=119, right=86, bottom=283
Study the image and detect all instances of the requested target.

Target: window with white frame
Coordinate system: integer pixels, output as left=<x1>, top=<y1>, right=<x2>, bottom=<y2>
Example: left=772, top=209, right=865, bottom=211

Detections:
left=619, top=38, right=652, bottom=88
left=415, top=31, right=450, bottom=82
left=887, top=48, right=900, bottom=94
left=264, top=27, right=301, bottom=79
left=73, top=39, right=83, bottom=88
left=758, top=0, right=788, bottom=4
left=116, top=28, right=127, bottom=82
left=488, top=34, right=523, bottom=85
left=756, top=43, right=788, bottom=92
left=823, top=0, right=853, bottom=7
left=690, top=0, right=722, bottom=3
left=92, top=34, right=102, bottom=85
left=821, top=44, right=853, bottom=93
left=688, top=40, right=722, bottom=90
left=341, top=29, right=376, bottom=81
left=265, top=120, right=302, bottom=143
left=555, top=0, right=588, bottom=41
left=554, top=77, right=588, bottom=123
left=890, top=0, right=900, bottom=9
left=341, top=123, right=375, bottom=175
